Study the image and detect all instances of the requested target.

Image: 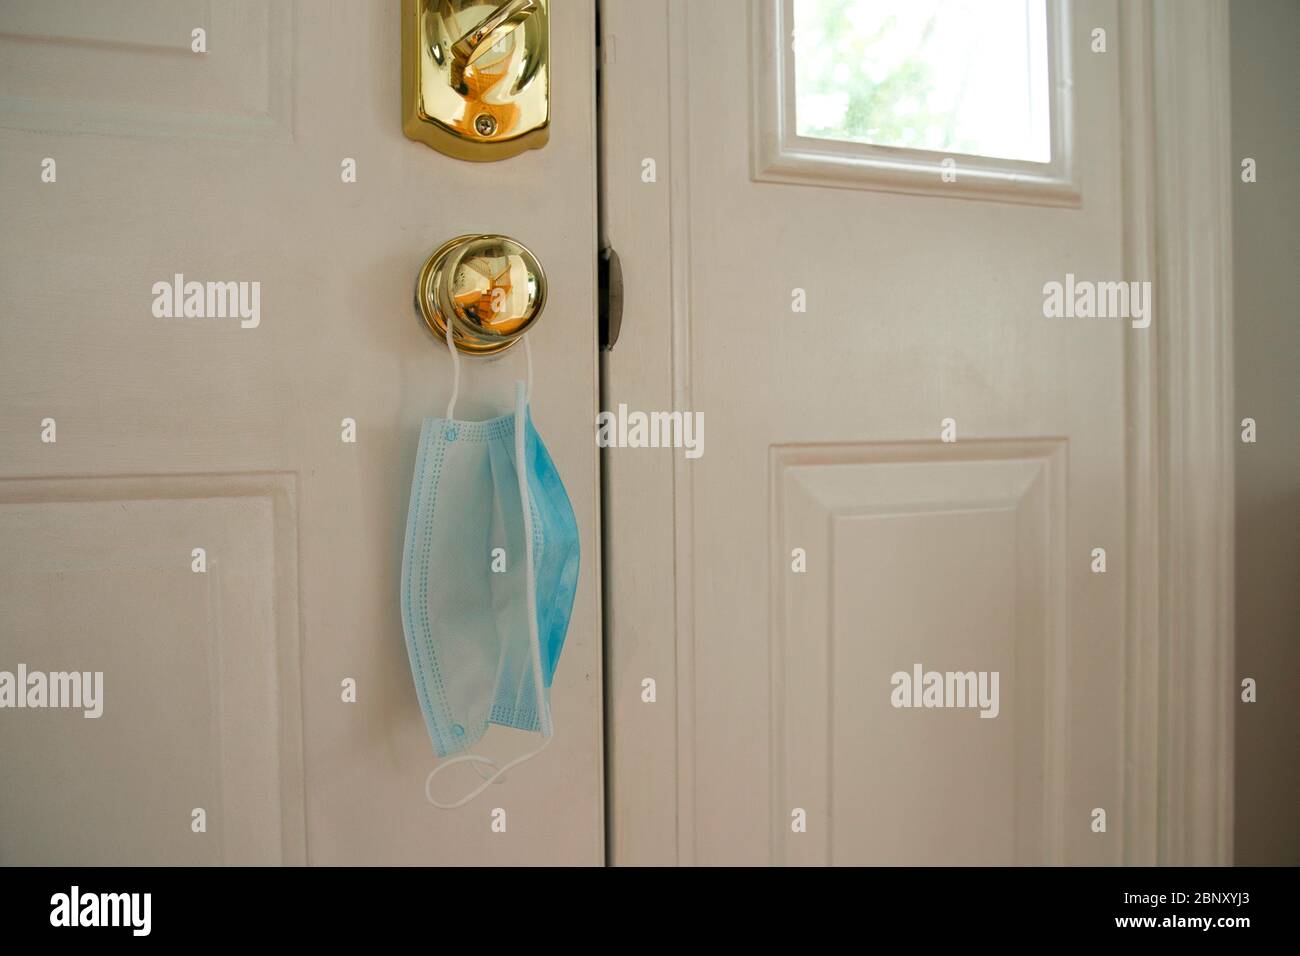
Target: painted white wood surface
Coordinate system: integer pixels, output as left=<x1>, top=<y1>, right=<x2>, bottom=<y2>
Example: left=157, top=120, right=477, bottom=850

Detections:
left=0, top=0, right=603, bottom=865
left=601, top=0, right=1232, bottom=866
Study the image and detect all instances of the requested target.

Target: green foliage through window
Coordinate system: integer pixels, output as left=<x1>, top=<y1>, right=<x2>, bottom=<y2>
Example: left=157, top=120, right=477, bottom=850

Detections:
left=793, top=0, right=1051, bottom=164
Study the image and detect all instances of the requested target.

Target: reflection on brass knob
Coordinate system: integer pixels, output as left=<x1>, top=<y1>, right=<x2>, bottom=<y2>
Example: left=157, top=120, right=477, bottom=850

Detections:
left=415, top=234, right=546, bottom=356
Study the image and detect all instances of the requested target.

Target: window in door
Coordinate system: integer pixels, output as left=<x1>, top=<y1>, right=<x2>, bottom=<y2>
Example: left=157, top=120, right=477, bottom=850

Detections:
left=794, top=0, right=1050, bottom=162
left=752, top=0, right=1078, bottom=204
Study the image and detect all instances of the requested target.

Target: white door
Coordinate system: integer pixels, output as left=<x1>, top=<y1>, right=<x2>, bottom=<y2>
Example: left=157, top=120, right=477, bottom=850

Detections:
left=0, top=0, right=603, bottom=865
left=601, top=0, right=1224, bottom=865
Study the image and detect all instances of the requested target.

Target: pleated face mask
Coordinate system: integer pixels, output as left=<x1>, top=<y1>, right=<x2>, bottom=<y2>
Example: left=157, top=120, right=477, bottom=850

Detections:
left=401, top=333, right=579, bottom=808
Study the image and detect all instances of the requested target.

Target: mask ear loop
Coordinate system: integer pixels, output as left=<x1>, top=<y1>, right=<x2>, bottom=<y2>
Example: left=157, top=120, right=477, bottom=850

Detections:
left=436, top=322, right=505, bottom=785
left=524, top=334, right=534, bottom=404
left=442, top=320, right=504, bottom=784
left=444, top=325, right=530, bottom=419
left=516, top=340, right=549, bottom=737
left=426, top=337, right=553, bottom=810
left=444, top=314, right=461, bottom=421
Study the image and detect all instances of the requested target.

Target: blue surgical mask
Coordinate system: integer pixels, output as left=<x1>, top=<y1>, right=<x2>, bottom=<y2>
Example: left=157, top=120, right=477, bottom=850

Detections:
left=401, top=336, right=579, bottom=808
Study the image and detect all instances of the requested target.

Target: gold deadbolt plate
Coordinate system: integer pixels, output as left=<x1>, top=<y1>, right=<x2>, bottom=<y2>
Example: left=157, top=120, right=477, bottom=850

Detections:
left=402, top=0, right=550, bottom=162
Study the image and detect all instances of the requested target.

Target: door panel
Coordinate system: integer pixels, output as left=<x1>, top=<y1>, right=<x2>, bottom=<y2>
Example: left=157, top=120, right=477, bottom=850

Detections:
left=0, top=0, right=602, bottom=865
left=772, top=441, right=1066, bottom=865
left=603, top=0, right=1130, bottom=865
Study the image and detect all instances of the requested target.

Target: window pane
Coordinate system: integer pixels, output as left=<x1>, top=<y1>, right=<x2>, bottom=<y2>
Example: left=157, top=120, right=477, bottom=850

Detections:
left=793, top=0, right=1052, bottom=163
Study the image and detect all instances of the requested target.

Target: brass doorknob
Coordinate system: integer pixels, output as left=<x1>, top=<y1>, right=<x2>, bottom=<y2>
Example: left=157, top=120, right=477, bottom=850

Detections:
left=415, top=234, right=546, bottom=355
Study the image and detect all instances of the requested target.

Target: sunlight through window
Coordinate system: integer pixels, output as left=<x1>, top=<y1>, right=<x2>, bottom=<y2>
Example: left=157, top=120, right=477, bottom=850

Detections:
left=793, top=0, right=1052, bottom=163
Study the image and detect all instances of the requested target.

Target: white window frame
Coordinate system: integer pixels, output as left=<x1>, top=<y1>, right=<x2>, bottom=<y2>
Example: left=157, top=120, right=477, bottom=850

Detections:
left=750, top=0, right=1080, bottom=205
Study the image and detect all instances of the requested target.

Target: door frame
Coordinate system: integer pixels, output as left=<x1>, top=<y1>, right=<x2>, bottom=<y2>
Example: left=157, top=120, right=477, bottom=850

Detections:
left=1122, top=0, right=1236, bottom=867
left=598, top=0, right=1234, bottom=866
